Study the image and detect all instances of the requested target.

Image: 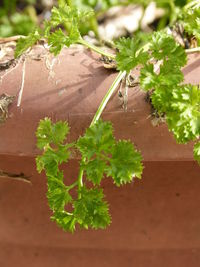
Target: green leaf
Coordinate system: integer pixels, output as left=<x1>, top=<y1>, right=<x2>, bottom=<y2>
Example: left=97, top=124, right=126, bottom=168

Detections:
left=36, top=118, right=70, bottom=149
left=15, top=29, right=41, bottom=58
left=39, top=145, right=70, bottom=173
left=77, top=120, right=143, bottom=186
left=151, top=86, right=172, bottom=112
left=74, top=186, right=111, bottom=229
left=46, top=4, right=94, bottom=55
left=77, top=119, right=115, bottom=160
left=150, top=31, right=187, bottom=67
left=182, top=7, right=200, bottom=44
left=51, top=211, right=76, bottom=232
left=194, top=142, right=200, bottom=164
left=166, top=85, right=200, bottom=143
left=36, top=118, right=143, bottom=232
left=107, top=140, right=143, bottom=186
left=48, top=29, right=69, bottom=55
left=47, top=174, right=72, bottom=211
left=140, top=61, right=183, bottom=91
left=83, top=158, right=107, bottom=185
left=36, top=118, right=52, bottom=149
left=52, top=121, right=70, bottom=145
left=116, top=37, right=149, bottom=72
left=140, top=64, right=158, bottom=90
left=47, top=25, right=80, bottom=55
left=158, top=61, right=184, bottom=86
left=50, top=4, right=94, bottom=27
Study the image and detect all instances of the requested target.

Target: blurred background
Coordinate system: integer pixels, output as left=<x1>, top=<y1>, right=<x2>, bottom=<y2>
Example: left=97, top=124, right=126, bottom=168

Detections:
left=0, top=0, right=188, bottom=41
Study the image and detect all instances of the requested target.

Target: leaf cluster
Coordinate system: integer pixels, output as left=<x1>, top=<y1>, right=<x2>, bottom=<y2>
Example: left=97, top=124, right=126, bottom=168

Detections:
left=36, top=118, right=143, bottom=232
left=115, top=29, right=200, bottom=161
left=15, top=2, right=94, bottom=57
left=139, top=32, right=200, bottom=156
left=181, top=2, right=200, bottom=44
left=77, top=119, right=143, bottom=186
left=115, top=37, right=149, bottom=73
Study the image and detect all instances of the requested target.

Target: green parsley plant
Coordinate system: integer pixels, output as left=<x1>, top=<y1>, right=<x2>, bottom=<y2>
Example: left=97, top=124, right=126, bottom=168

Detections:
left=36, top=118, right=143, bottom=232
left=14, top=0, right=200, bottom=232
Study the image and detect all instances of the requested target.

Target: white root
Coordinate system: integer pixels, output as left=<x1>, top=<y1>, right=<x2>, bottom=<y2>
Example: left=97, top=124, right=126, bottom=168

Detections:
left=45, top=54, right=59, bottom=80
left=17, top=59, right=26, bottom=107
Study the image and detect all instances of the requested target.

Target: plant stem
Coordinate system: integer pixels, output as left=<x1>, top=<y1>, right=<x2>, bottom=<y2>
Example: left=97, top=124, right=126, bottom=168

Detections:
left=90, top=71, right=126, bottom=126
left=78, top=165, right=84, bottom=198
left=67, top=181, right=78, bottom=191
left=77, top=71, right=126, bottom=191
left=78, top=38, right=116, bottom=59
left=185, top=47, right=200, bottom=54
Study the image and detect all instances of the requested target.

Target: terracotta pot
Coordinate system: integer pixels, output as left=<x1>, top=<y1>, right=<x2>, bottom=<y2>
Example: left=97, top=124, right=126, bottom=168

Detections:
left=0, top=46, right=200, bottom=266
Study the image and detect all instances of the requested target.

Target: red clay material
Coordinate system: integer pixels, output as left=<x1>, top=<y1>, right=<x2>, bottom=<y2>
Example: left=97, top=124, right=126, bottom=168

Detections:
left=0, top=47, right=199, bottom=160
left=0, top=46, right=200, bottom=267
left=0, top=158, right=200, bottom=267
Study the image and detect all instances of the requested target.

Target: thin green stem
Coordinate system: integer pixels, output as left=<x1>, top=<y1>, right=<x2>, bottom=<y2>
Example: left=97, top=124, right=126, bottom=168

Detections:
left=67, top=181, right=78, bottom=191
left=78, top=38, right=116, bottom=59
left=77, top=70, right=126, bottom=189
left=78, top=165, right=84, bottom=198
left=90, top=71, right=126, bottom=126
left=89, top=16, right=100, bottom=39
left=185, top=47, right=200, bottom=54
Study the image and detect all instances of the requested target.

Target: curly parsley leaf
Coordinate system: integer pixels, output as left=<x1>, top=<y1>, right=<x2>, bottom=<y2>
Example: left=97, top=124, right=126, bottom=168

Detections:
left=47, top=29, right=68, bottom=55
left=140, top=64, right=158, bottom=90
left=36, top=145, right=71, bottom=178
left=47, top=27, right=80, bottom=55
left=77, top=119, right=115, bottom=160
left=36, top=118, right=143, bottom=232
left=47, top=173, right=72, bottom=211
left=51, top=211, right=76, bottom=232
left=83, top=158, right=107, bottom=185
left=115, top=37, right=149, bottom=72
left=140, top=61, right=184, bottom=91
left=151, top=86, right=172, bottom=113
left=166, top=85, right=200, bottom=143
left=46, top=4, right=93, bottom=55
left=15, top=4, right=94, bottom=57
left=107, top=140, right=143, bottom=186
left=194, top=141, right=200, bottom=164
left=36, top=118, right=70, bottom=149
left=74, top=186, right=111, bottom=229
left=150, top=32, right=187, bottom=66
left=36, top=119, right=75, bottom=232
left=151, top=84, right=200, bottom=143
left=182, top=4, right=200, bottom=44
left=15, top=29, right=41, bottom=58
left=50, top=4, right=94, bottom=27
left=77, top=120, right=143, bottom=186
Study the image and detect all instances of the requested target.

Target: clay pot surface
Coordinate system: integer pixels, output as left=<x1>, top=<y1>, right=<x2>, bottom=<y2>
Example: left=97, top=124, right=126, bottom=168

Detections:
left=0, top=46, right=200, bottom=267
left=0, top=158, right=200, bottom=267
left=0, top=46, right=200, bottom=160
